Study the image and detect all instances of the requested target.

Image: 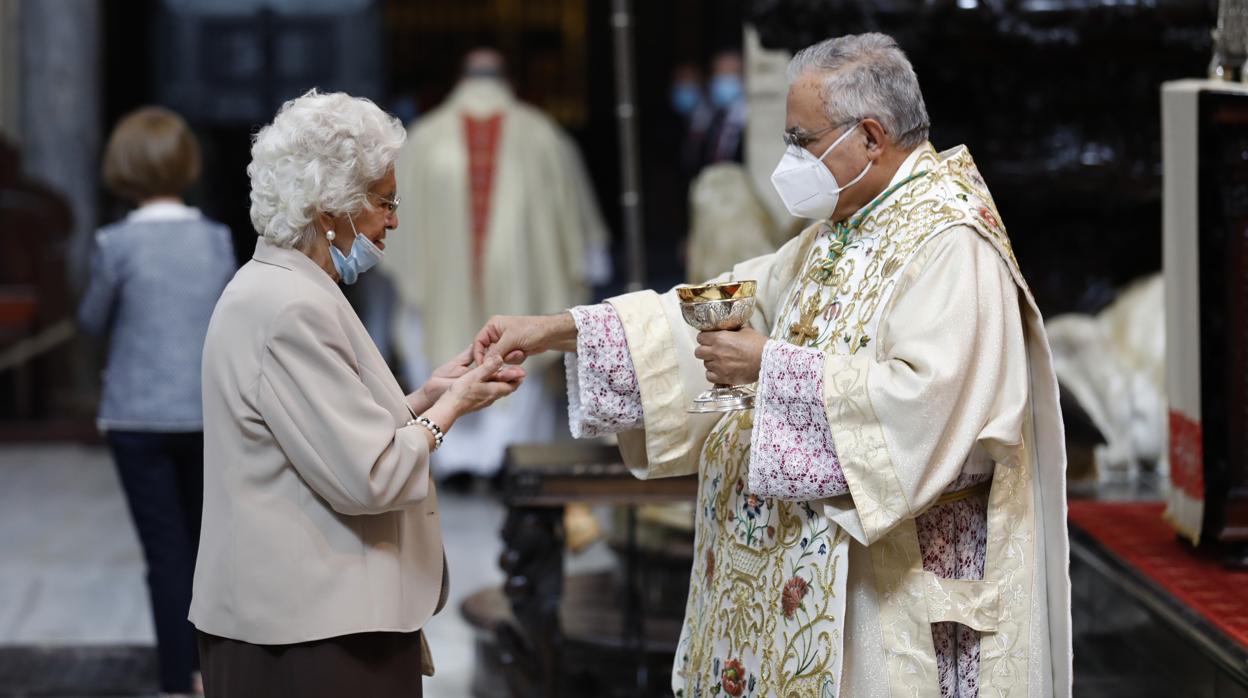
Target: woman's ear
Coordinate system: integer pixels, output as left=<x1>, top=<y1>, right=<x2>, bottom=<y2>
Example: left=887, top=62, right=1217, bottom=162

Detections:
left=312, top=211, right=337, bottom=241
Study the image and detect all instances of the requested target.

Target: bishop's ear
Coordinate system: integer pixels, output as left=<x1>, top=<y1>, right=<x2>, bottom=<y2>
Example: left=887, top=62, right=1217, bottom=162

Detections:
left=861, top=119, right=888, bottom=154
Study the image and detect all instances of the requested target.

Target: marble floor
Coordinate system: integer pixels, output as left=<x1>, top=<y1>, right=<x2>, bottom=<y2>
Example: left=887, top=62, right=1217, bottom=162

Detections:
left=0, top=444, right=612, bottom=697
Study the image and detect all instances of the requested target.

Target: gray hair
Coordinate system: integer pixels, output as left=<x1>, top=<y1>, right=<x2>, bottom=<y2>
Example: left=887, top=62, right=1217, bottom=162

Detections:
left=248, top=89, right=405, bottom=249
left=786, top=33, right=930, bottom=149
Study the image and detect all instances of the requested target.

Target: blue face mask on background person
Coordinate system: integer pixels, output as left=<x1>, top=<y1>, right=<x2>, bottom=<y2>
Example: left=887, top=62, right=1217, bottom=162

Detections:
left=329, top=213, right=384, bottom=285
left=709, top=74, right=744, bottom=109
left=670, top=82, right=702, bottom=116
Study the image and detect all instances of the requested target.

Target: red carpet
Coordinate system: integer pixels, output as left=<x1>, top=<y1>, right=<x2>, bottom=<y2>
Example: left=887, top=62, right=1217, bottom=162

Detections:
left=1067, top=500, right=1248, bottom=649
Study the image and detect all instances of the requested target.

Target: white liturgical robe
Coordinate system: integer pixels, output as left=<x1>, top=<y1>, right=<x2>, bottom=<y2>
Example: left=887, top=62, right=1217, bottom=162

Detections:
left=565, top=143, right=1071, bottom=697
left=386, top=77, right=609, bottom=476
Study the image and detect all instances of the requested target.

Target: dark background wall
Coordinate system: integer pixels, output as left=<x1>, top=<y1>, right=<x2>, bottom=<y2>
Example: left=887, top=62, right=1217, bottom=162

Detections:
left=101, top=0, right=744, bottom=291
left=748, top=0, right=1217, bottom=316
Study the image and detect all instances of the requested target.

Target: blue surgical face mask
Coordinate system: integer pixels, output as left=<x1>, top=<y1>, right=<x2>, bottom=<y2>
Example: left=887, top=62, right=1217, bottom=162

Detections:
left=329, top=214, right=384, bottom=285
left=670, top=82, right=701, bottom=116
left=709, top=74, right=744, bottom=109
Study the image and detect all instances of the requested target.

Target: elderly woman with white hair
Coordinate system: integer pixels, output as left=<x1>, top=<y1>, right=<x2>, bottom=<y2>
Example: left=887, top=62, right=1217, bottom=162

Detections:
left=190, top=90, right=523, bottom=697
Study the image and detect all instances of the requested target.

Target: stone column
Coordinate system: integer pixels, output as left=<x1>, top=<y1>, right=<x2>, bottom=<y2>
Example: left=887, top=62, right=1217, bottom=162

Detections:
left=20, top=0, right=102, bottom=286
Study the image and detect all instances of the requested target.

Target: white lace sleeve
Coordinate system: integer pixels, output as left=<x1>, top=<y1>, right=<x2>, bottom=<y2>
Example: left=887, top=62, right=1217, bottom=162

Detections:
left=748, top=339, right=848, bottom=500
left=565, top=304, right=644, bottom=439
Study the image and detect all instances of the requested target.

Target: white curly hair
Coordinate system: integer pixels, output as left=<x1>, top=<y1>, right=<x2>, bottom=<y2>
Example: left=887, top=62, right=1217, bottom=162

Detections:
left=248, top=89, right=406, bottom=249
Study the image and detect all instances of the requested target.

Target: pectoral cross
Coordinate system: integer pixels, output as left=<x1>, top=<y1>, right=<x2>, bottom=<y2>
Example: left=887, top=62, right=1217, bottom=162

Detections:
left=788, top=292, right=823, bottom=346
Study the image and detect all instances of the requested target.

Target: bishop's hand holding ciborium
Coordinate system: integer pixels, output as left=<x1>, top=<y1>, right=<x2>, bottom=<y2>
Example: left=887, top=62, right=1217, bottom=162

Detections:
left=676, top=280, right=758, bottom=413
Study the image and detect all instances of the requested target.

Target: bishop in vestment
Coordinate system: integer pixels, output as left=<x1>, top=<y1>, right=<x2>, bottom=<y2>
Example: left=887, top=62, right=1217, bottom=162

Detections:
left=475, top=33, right=1071, bottom=698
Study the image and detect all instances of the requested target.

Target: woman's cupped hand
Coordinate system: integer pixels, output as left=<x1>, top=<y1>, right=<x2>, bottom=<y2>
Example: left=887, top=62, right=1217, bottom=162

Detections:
left=440, top=354, right=526, bottom=418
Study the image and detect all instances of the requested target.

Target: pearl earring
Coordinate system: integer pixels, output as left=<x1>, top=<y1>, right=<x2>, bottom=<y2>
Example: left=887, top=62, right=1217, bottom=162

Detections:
left=326, top=229, right=336, bottom=242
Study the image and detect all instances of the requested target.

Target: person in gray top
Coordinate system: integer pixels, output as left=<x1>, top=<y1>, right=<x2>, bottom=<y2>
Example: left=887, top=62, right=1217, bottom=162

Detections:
left=77, top=106, right=234, bottom=698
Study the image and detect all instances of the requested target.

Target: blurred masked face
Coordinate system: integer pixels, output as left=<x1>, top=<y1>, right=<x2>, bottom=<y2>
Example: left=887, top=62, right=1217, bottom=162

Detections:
left=708, top=53, right=745, bottom=110
left=670, top=64, right=704, bottom=116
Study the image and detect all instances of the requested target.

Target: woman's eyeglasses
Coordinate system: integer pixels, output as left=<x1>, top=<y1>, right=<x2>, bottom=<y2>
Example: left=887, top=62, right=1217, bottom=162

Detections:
left=372, top=194, right=401, bottom=215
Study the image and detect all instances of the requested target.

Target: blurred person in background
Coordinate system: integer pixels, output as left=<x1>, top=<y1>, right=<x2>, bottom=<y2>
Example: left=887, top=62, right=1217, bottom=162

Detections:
left=663, top=61, right=708, bottom=274
left=78, top=106, right=236, bottom=697
left=684, top=163, right=779, bottom=284
left=670, top=62, right=706, bottom=120
left=385, top=48, right=608, bottom=487
left=191, top=90, right=523, bottom=698
left=681, top=50, right=748, bottom=177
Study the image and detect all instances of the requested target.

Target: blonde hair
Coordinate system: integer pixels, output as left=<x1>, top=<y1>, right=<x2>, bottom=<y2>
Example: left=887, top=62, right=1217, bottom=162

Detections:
left=102, top=106, right=201, bottom=202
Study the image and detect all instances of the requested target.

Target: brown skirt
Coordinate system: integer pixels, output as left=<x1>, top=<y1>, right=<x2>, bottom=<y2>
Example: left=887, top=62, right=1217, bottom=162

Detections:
left=198, top=630, right=423, bottom=698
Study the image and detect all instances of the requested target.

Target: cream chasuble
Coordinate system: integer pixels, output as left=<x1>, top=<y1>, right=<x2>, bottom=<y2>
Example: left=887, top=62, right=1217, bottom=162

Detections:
left=385, top=77, right=609, bottom=372
left=573, top=143, right=1071, bottom=697
left=385, top=77, right=609, bottom=475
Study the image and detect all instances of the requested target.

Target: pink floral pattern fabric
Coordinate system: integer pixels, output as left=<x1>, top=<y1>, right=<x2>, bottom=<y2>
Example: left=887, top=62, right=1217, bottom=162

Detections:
left=748, top=340, right=848, bottom=500
left=917, top=471, right=992, bottom=698
left=565, top=304, right=644, bottom=438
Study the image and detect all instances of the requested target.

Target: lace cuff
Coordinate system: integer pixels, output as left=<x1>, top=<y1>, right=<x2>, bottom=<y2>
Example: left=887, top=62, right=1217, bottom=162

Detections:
left=565, top=304, right=644, bottom=439
left=749, top=340, right=848, bottom=500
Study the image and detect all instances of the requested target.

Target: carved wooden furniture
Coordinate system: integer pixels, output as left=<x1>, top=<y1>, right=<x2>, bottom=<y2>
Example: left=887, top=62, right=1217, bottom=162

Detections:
left=463, top=441, right=697, bottom=698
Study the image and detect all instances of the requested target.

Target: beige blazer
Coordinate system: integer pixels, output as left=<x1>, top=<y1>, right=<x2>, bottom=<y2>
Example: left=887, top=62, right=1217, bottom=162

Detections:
left=191, top=239, right=445, bottom=668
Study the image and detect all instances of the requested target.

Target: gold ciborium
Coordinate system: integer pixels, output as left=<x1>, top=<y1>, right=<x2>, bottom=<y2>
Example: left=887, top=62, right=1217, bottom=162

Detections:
left=676, top=280, right=758, bottom=413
